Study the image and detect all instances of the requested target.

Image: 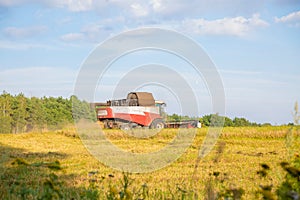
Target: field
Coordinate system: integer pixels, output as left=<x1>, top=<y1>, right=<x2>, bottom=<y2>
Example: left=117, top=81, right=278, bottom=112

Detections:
left=0, top=126, right=299, bottom=199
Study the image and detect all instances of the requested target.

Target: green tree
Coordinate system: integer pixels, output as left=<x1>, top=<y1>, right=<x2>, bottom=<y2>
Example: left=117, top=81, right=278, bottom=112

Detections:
left=199, top=114, right=225, bottom=127
left=210, top=113, right=225, bottom=127
left=224, top=117, right=234, bottom=127
left=11, top=93, right=28, bottom=133
left=42, top=96, right=73, bottom=129
left=0, top=92, right=98, bottom=133
left=71, top=95, right=96, bottom=122
left=26, top=97, right=46, bottom=131
left=0, top=91, right=13, bottom=133
left=232, top=117, right=251, bottom=127
left=167, top=114, right=181, bottom=122
left=200, top=115, right=211, bottom=127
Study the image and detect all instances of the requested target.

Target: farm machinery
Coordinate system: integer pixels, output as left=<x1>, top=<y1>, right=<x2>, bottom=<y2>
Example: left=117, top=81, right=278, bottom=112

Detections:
left=93, top=92, right=200, bottom=129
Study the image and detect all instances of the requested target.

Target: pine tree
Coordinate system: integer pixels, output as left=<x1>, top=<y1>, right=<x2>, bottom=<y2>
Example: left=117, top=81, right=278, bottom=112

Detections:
left=0, top=92, right=13, bottom=133
left=11, top=93, right=27, bottom=133
left=26, top=97, right=46, bottom=131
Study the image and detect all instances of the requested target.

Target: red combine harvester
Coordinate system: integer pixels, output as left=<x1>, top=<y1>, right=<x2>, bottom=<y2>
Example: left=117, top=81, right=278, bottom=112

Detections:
left=93, top=92, right=200, bottom=129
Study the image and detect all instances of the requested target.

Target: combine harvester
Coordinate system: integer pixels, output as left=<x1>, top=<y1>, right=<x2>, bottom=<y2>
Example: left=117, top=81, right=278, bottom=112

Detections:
left=92, top=92, right=200, bottom=129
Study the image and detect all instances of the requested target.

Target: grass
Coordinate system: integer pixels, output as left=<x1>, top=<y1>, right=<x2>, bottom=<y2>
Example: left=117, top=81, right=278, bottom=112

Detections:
left=0, top=126, right=299, bottom=199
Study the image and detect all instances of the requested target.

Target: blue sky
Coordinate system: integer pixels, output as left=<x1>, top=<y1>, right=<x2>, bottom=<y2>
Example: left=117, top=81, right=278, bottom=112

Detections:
left=0, top=0, right=300, bottom=124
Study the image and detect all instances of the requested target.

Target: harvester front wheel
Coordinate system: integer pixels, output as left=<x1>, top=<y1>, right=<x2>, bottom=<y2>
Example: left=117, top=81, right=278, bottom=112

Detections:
left=104, top=120, right=114, bottom=129
left=150, top=119, right=165, bottom=129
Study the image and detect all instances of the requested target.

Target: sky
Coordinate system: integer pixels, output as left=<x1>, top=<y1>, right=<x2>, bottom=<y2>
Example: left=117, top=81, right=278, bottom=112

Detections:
left=0, top=0, right=300, bottom=125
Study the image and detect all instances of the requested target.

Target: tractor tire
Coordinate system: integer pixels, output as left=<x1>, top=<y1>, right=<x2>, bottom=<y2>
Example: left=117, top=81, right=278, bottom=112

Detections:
left=105, top=120, right=114, bottom=129
left=150, top=119, right=165, bottom=129
left=120, top=124, right=131, bottom=130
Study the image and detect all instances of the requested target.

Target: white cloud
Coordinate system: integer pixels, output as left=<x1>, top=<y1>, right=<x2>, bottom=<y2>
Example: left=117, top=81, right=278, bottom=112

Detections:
left=64, top=0, right=93, bottom=11
left=130, top=3, right=149, bottom=17
left=59, top=26, right=110, bottom=44
left=0, top=0, right=26, bottom=6
left=0, top=40, right=55, bottom=50
left=60, top=33, right=84, bottom=42
left=219, top=69, right=262, bottom=75
left=147, top=0, right=264, bottom=19
left=150, top=0, right=162, bottom=12
left=275, top=10, right=300, bottom=25
left=0, top=1, right=270, bottom=42
left=3, top=26, right=48, bottom=39
left=149, top=0, right=195, bottom=17
left=59, top=17, right=125, bottom=43
left=0, top=0, right=105, bottom=11
left=0, top=0, right=264, bottom=17
left=0, top=67, right=76, bottom=97
left=77, top=23, right=114, bottom=43
left=57, top=13, right=269, bottom=44
left=181, top=14, right=269, bottom=37
left=56, top=17, right=73, bottom=25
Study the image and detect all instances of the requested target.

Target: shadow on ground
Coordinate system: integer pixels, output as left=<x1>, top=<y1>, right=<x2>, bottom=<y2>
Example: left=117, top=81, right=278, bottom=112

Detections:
left=0, top=143, right=99, bottom=199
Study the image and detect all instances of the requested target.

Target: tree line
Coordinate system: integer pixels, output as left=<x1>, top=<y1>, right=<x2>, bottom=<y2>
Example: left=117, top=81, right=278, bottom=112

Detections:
left=167, top=113, right=273, bottom=127
left=0, top=92, right=95, bottom=133
left=1, top=92, right=278, bottom=133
